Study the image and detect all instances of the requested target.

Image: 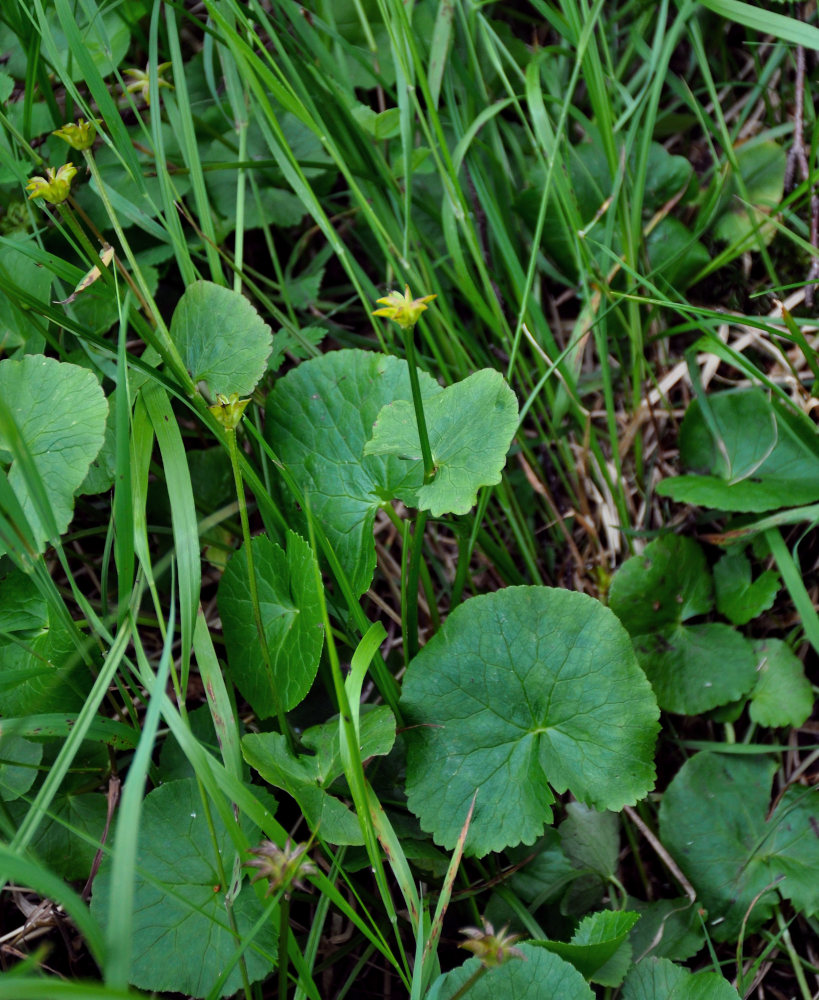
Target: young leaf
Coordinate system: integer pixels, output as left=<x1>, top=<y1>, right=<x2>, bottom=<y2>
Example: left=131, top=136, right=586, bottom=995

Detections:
left=622, top=956, right=741, bottom=999
left=401, top=587, right=659, bottom=855
left=217, top=531, right=324, bottom=717
left=748, top=639, right=813, bottom=728
left=364, top=369, right=519, bottom=516
left=713, top=548, right=779, bottom=625
left=0, top=355, right=108, bottom=556
left=169, top=280, right=273, bottom=397
left=659, top=752, right=819, bottom=940
left=265, top=349, right=442, bottom=596
left=427, top=942, right=594, bottom=1000
left=531, top=910, right=640, bottom=987
left=90, top=778, right=277, bottom=997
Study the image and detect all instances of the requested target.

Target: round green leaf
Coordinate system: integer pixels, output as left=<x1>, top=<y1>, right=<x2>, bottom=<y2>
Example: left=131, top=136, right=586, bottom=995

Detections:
left=0, top=734, right=42, bottom=801
left=609, top=535, right=713, bottom=636
left=218, top=531, right=324, bottom=717
left=622, top=957, right=740, bottom=1000
left=749, top=638, right=813, bottom=728
left=90, top=779, right=277, bottom=997
left=0, top=355, right=108, bottom=555
left=633, top=623, right=757, bottom=715
left=364, top=369, right=519, bottom=516
left=713, top=548, right=779, bottom=625
left=401, top=587, right=659, bottom=855
left=265, top=349, right=442, bottom=596
left=428, top=942, right=594, bottom=1000
left=659, top=752, right=819, bottom=940
left=169, top=280, right=273, bottom=397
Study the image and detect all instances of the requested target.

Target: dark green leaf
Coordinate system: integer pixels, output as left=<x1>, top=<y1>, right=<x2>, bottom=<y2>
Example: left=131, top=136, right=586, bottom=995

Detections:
left=713, top=548, right=779, bottom=625
left=748, top=639, right=813, bottom=728
left=622, top=956, right=741, bottom=999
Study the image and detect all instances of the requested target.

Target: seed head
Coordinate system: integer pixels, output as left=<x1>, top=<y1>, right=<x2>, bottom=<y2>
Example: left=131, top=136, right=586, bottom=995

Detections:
left=459, top=917, right=524, bottom=968
left=245, top=838, right=317, bottom=898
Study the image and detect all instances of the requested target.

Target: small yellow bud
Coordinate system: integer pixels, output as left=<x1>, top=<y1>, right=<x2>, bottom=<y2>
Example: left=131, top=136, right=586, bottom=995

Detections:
left=123, top=62, right=173, bottom=107
left=209, top=392, right=250, bottom=430
left=25, top=163, right=78, bottom=204
left=373, top=285, right=436, bottom=330
left=52, top=118, right=98, bottom=151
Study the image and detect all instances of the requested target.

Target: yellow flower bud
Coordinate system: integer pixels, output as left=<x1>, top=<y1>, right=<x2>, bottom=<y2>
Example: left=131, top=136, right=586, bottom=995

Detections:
left=25, top=163, right=78, bottom=204
left=209, top=392, right=250, bottom=430
left=373, top=285, right=436, bottom=330
left=123, top=62, right=173, bottom=107
left=52, top=118, right=98, bottom=151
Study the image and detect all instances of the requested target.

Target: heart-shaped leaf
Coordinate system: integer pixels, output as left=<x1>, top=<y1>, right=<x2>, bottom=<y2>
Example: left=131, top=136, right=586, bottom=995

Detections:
left=217, top=530, right=324, bottom=717
left=364, top=368, right=519, bottom=516
left=748, top=638, right=813, bottom=728
left=0, top=355, right=108, bottom=555
left=265, top=349, right=442, bottom=596
left=401, top=587, right=659, bottom=855
left=659, top=752, right=819, bottom=940
left=622, top=956, right=740, bottom=1000
left=170, top=280, right=272, bottom=397
left=713, top=548, right=779, bottom=625
left=90, top=779, right=277, bottom=997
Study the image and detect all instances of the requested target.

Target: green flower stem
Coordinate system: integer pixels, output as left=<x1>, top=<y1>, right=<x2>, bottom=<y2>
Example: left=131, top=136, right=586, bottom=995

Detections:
left=774, top=905, right=813, bottom=1000
left=225, top=425, right=296, bottom=755
left=279, top=894, right=290, bottom=1000
left=402, top=327, right=435, bottom=485
left=81, top=149, right=195, bottom=396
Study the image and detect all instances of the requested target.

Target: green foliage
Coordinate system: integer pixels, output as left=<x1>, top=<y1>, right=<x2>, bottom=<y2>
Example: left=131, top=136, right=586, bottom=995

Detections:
left=401, top=587, right=659, bottom=855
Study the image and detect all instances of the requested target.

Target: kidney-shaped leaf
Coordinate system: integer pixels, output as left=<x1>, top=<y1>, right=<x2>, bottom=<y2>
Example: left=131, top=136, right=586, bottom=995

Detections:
left=265, top=350, right=442, bottom=596
left=427, top=942, right=594, bottom=1000
left=659, top=752, right=819, bottom=940
left=218, top=530, right=324, bottom=717
left=0, top=356, right=108, bottom=555
left=622, top=957, right=741, bottom=1000
left=364, top=368, right=519, bottom=516
left=170, top=280, right=272, bottom=397
left=401, top=587, right=659, bottom=856
left=90, top=778, right=276, bottom=997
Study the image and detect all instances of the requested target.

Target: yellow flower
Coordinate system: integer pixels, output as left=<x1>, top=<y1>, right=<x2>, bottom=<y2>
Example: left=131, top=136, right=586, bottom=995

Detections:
left=123, top=62, right=173, bottom=107
left=459, top=918, right=524, bottom=968
left=25, top=163, right=77, bottom=204
left=209, top=392, right=250, bottom=430
left=52, top=118, right=98, bottom=151
left=373, top=285, right=436, bottom=330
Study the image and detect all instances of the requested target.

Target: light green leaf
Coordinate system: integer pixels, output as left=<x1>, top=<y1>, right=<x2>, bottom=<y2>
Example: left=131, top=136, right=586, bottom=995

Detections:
left=532, top=910, right=639, bottom=986
left=713, top=549, right=779, bottom=625
left=713, top=141, right=785, bottom=246
left=0, top=238, right=53, bottom=354
left=622, top=956, right=741, bottom=1000
left=609, top=535, right=713, bottom=636
left=401, top=587, right=659, bottom=855
left=0, top=734, right=42, bottom=801
left=169, top=280, right=272, bottom=397
left=428, top=942, right=594, bottom=1000
left=90, top=779, right=277, bottom=997
left=265, top=349, right=442, bottom=596
left=0, top=355, right=108, bottom=555
left=365, top=369, right=519, bottom=516
left=658, top=393, right=819, bottom=512
left=559, top=803, right=620, bottom=879
left=632, top=623, right=757, bottom=715
left=659, top=753, right=819, bottom=940
left=748, top=639, right=813, bottom=728
left=217, top=531, right=324, bottom=717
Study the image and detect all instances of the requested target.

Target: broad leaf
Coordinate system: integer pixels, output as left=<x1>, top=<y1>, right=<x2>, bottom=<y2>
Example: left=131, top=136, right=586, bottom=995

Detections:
left=428, top=942, right=594, bottom=1000
left=364, top=368, right=519, bottom=516
left=218, top=531, right=324, bottom=717
left=748, top=639, right=813, bottom=728
left=0, top=733, right=41, bottom=801
left=169, top=280, right=273, bottom=397
left=609, top=535, right=713, bottom=636
left=712, top=141, right=785, bottom=247
left=241, top=707, right=395, bottom=845
left=628, top=898, right=704, bottom=962
left=401, top=587, right=659, bottom=855
left=713, top=548, right=779, bottom=625
left=8, top=791, right=108, bottom=879
left=0, top=355, right=108, bottom=555
left=91, top=779, right=277, bottom=997
left=0, top=612, right=88, bottom=716
left=265, top=349, right=442, bottom=596
left=632, top=623, right=757, bottom=715
left=559, top=803, right=619, bottom=879
left=532, top=910, right=639, bottom=986
left=658, top=393, right=819, bottom=512
left=622, top=957, right=741, bottom=1000
left=659, top=753, right=819, bottom=940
